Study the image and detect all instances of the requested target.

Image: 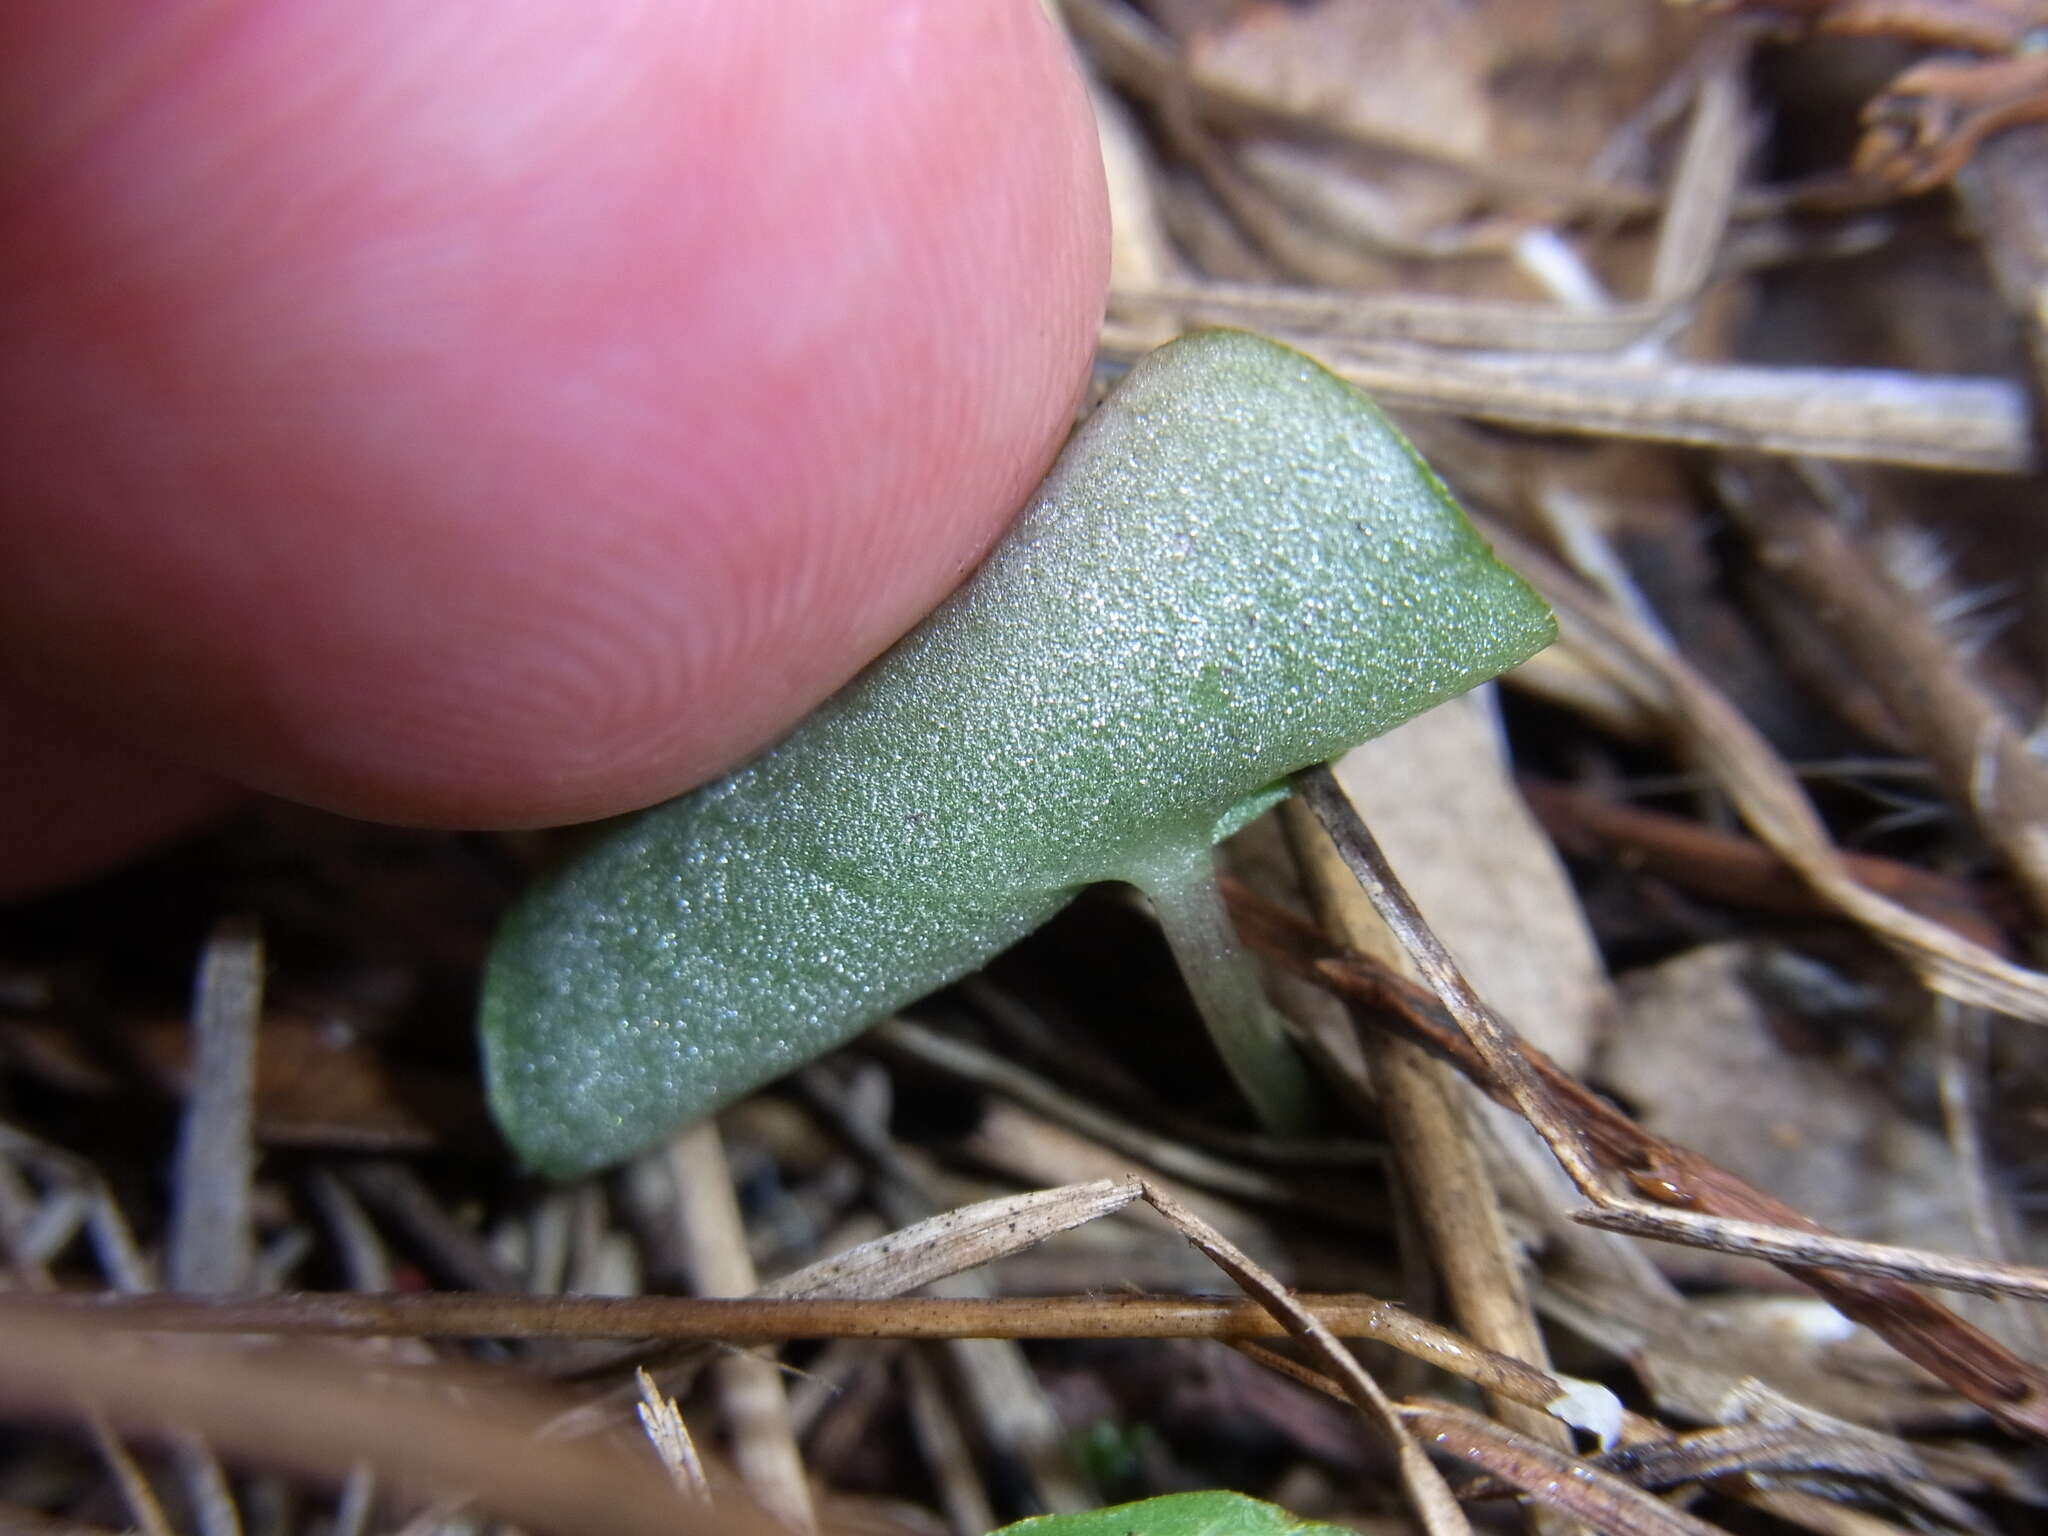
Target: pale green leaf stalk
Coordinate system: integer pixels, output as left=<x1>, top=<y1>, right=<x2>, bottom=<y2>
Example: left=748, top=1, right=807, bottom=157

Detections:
left=481, top=330, right=1554, bottom=1176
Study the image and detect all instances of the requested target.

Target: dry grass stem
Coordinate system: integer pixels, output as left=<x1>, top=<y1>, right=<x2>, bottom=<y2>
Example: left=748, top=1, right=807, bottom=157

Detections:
left=328, top=1464, right=375, bottom=1536
left=795, top=1069, right=1093, bottom=1517
left=1313, top=344, right=2032, bottom=475
left=668, top=1122, right=816, bottom=1534
left=84, top=1412, right=175, bottom=1536
left=1060, top=0, right=1659, bottom=215
left=1568, top=1206, right=2048, bottom=1302
left=543, top=1174, right=1145, bottom=1441
left=1105, top=26, right=1746, bottom=363
left=1280, top=796, right=1576, bottom=1488
left=1578, top=1421, right=1949, bottom=1500
left=1, top=1282, right=1625, bottom=1445
left=0, top=1313, right=799, bottom=1536
left=635, top=1368, right=710, bottom=1504
left=1722, top=460, right=2048, bottom=923
left=1236, top=1346, right=1728, bottom=1536
left=1292, top=765, right=1607, bottom=1196
left=765, top=1175, right=1142, bottom=1301
left=1221, top=873, right=2048, bottom=1437
left=901, top=1348, right=995, bottom=1536
left=170, top=1437, right=240, bottom=1536
left=1398, top=1399, right=1730, bottom=1536
left=165, top=916, right=262, bottom=1536
left=1931, top=1002, right=2046, bottom=1354
left=1134, top=1184, right=1473, bottom=1536
left=338, top=1160, right=520, bottom=1294
left=0, top=1288, right=1573, bottom=1347
left=1645, top=35, right=1748, bottom=306
left=166, top=915, right=261, bottom=1295
left=1099, top=319, right=2036, bottom=473
left=1250, top=1342, right=1948, bottom=1536
left=870, top=1018, right=1367, bottom=1217
left=1484, top=521, right=2048, bottom=1025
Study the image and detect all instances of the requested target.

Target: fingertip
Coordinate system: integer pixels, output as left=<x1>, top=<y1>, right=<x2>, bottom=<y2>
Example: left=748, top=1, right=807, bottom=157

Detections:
left=0, top=682, right=243, bottom=899
left=1, top=0, right=1108, bottom=833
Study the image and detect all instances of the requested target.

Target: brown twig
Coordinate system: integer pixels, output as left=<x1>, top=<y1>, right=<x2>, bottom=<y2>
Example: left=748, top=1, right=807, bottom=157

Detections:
left=1483, top=518, right=2048, bottom=1023
left=1247, top=1340, right=1955, bottom=1536
left=1280, top=795, right=1570, bottom=1465
left=1221, top=871, right=2048, bottom=1437
left=1769, top=0, right=2048, bottom=53
left=0, top=1288, right=1554, bottom=1345
left=1521, top=778, right=2010, bottom=950
left=1135, top=1184, right=1473, bottom=1536
left=1293, top=765, right=1607, bottom=1196
left=0, top=1312, right=786, bottom=1536
left=1857, top=52, right=2048, bottom=194
left=1237, top=1344, right=1730, bottom=1536
left=3, top=1283, right=1620, bottom=1446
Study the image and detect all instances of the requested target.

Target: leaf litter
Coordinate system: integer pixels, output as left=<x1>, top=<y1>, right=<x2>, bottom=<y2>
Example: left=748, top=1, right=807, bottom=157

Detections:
left=6, top=2, right=2048, bottom=1532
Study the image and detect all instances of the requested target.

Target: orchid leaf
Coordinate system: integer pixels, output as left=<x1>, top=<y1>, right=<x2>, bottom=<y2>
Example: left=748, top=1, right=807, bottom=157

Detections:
left=989, top=1490, right=1355, bottom=1536
left=480, top=330, right=1554, bottom=1175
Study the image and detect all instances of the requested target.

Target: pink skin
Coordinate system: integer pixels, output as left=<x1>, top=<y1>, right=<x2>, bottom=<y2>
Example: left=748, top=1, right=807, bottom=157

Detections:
left=0, top=1, right=1109, bottom=896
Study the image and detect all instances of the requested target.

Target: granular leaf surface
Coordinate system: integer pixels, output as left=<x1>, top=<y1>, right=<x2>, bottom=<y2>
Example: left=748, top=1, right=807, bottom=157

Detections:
left=481, top=330, right=1553, bottom=1175
left=991, top=1489, right=1354, bottom=1536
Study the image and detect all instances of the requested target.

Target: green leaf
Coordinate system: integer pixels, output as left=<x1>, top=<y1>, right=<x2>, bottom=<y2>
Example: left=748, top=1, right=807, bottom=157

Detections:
left=480, top=329, right=1555, bottom=1175
left=989, top=1490, right=1355, bottom=1536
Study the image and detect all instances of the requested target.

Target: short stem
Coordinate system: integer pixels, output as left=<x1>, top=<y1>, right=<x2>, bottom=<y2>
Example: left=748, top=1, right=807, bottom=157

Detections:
left=1133, top=849, right=1319, bottom=1134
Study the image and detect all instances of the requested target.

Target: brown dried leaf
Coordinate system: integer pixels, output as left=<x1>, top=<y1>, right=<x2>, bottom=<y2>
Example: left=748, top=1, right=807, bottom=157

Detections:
left=1330, top=690, right=1613, bottom=1073
left=1602, top=942, right=1981, bottom=1265
left=126, top=1014, right=478, bottom=1152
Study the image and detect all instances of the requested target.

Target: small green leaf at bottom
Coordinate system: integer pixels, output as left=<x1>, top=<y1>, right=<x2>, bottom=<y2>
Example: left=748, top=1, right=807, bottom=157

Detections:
left=989, top=1490, right=1355, bottom=1536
